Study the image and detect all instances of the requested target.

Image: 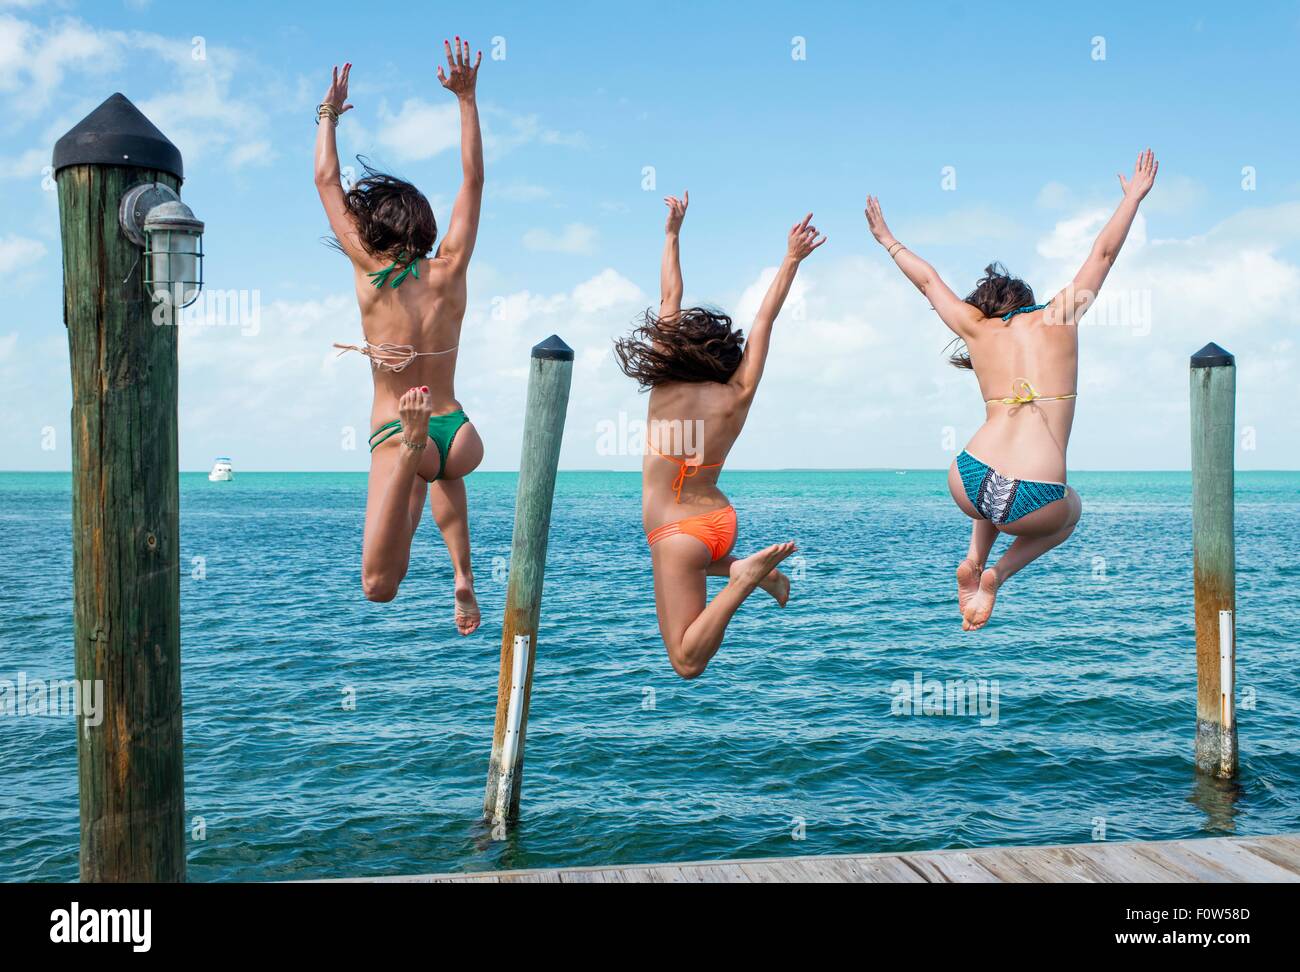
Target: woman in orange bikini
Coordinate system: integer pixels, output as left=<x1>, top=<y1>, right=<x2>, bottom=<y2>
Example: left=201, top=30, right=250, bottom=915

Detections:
left=314, top=42, right=485, bottom=634
left=865, top=149, right=1158, bottom=630
left=614, top=192, right=825, bottom=678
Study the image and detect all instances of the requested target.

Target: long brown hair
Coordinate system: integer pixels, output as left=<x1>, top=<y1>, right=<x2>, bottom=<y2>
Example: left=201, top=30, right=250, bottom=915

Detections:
left=945, top=262, right=1036, bottom=369
left=330, top=158, right=437, bottom=262
left=614, top=307, right=745, bottom=388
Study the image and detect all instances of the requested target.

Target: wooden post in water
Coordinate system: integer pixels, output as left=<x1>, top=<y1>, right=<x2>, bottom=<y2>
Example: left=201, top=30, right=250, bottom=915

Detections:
left=53, top=93, right=187, bottom=880
left=1190, top=342, right=1237, bottom=780
left=484, top=335, right=574, bottom=832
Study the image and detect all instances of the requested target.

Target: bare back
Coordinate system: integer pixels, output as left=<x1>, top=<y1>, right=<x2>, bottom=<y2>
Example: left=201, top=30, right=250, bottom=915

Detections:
left=352, top=253, right=467, bottom=426
left=642, top=379, right=749, bottom=532
left=960, top=308, right=1078, bottom=483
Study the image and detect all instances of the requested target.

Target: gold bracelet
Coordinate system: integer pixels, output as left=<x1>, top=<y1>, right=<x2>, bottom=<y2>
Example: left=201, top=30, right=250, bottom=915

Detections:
left=316, top=104, right=340, bottom=126
left=888, top=242, right=905, bottom=258
left=402, top=434, right=428, bottom=453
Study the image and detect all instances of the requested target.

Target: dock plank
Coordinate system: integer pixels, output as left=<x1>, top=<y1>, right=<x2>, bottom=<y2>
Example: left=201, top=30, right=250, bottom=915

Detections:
left=1238, top=837, right=1300, bottom=875
left=1178, top=838, right=1300, bottom=882
left=318, top=833, right=1300, bottom=884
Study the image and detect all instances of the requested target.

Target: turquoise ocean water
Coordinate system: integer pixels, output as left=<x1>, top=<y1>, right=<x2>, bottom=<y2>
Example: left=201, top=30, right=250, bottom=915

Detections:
left=1, top=470, right=1298, bottom=881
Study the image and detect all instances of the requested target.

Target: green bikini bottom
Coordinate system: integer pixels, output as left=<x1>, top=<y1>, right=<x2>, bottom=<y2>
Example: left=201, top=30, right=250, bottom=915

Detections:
left=368, top=409, right=469, bottom=481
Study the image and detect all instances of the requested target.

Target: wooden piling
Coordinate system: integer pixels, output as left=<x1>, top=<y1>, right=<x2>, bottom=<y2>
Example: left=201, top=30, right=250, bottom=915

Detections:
left=53, top=94, right=187, bottom=880
left=483, top=335, right=574, bottom=831
left=1190, top=342, right=1237, bottom=779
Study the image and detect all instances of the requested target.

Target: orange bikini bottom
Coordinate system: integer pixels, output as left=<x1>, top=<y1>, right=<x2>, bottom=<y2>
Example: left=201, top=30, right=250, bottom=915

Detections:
left=646, top=505, right=737, bottom=563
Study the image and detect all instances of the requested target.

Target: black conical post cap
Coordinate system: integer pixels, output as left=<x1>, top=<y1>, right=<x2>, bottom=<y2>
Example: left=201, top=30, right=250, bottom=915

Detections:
left=531, top=334, right=573, bottom=361
left=1191, top=342, right=1234, bottom=368
left=53, top=92, right=183, bottom=180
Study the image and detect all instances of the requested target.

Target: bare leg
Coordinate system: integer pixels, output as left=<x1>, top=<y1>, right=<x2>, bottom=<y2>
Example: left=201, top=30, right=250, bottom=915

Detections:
left=957, top=518, right=998, bottom=619
left=654, top=537, right=797, bottom=679
left=426, top=420, right=485, bottom=635
left=965, top=489, right=1082, bottom=631
left=428, top=477, right=480, bottom=635
left=361, top=387, right=433, bottom=601
left=707, top=556, right=790, bottom=606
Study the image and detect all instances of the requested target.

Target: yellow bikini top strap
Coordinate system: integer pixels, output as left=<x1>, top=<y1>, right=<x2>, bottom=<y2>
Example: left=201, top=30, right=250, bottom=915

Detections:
left=985, top=378, right=1078, bottom=406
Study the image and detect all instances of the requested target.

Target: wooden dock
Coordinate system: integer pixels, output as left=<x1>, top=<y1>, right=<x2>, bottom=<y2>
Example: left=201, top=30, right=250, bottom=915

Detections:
left=330, top=833, right=1300, bottom=883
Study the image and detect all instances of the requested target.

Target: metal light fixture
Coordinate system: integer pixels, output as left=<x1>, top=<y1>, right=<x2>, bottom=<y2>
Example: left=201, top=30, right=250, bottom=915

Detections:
left=120, top=182, right=205, bottom=309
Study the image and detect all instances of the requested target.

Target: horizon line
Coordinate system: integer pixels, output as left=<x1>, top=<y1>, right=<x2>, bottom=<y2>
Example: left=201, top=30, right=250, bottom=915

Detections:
left=3, top=467, right=1297, bottom=475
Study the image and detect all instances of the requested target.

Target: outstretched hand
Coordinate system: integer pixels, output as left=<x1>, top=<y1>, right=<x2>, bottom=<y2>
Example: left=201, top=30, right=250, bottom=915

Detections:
left=323, top=62, right=354, bottom=115
left=437, top=37, right=482, bottom=98
left=1119, top=148, right=1159, bottom=201
left=787, top=214, right=827, bottom=261
left=664, top=191, right=689, bottom=235
left=864, top=196, right=895, bottom=246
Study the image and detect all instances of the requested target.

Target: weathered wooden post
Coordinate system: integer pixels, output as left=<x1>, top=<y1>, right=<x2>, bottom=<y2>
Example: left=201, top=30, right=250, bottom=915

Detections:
left=484, top=335, right=574, bottom=833
left=1190, top=342, right=1237, bottom=780
left=54, top=93, right=188, bottom=880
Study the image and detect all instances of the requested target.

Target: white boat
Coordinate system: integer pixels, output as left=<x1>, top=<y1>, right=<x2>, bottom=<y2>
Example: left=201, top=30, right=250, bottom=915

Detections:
left=208, top=457, right=234, bottom=482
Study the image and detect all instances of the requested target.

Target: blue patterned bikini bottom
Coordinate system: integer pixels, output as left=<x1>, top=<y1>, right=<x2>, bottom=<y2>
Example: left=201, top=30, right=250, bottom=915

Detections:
left=956, top=450, right=1067, bottom=525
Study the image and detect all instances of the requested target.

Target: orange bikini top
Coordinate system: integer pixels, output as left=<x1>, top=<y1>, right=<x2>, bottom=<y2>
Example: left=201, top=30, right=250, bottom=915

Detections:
left=648, top=444, right=721, bottom=503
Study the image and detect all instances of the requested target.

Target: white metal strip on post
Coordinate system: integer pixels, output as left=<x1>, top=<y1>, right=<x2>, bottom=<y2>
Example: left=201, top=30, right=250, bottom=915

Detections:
left=1218, top=610, right=1234, bottom=729
left=494, top=634, right=531, bottom=821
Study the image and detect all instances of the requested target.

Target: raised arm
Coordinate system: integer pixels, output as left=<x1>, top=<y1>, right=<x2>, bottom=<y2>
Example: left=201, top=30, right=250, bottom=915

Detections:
left=865, top=196, right=978, bottom=335
left=730, top=214, right=826, bottom=400
left=435, top=38, right=484, bottom=271
left=1048, top=149, right=1158, bottom=326
left=313, top=62, right=367, bottom=262
left=659, top=191, right=688, bottom=318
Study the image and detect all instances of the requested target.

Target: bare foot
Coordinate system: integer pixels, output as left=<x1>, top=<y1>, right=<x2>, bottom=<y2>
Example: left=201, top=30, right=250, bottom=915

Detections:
left=454, top=574, right=481, bottom=636
left=963, top=567, right=1001, bottom=631
left=398, top=385, right=432, bottom=451
left=758, top=568, right=791, bottom=607
left=957, top=558, right=982, bottom=620
left=729, top=542, right=797, bottom=598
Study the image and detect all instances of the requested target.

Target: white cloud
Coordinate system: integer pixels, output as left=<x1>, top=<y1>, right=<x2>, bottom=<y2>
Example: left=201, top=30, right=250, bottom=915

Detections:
left=1140, top=174, right=1208, bottom=216
left=227, top=139, right=274, bottom=169
left=0, top=233, right=45, bottom=273
left=1036, top=209, right=1147, bottom=263
left=1035, top=181, right=1073, bottom=210
left=132, top=34, right=275, bottom=172
left=573, top=268, right=642, bottom=313
left=0, top=332, right=16, bottom=363
left=367, top=99, right=585, bottom=165
left=0, top=16, right=120, bottom=114
left=0, top=146, right=46, bottom=178
left=373, top=98, right=461, bottom=163
left=522, top=222, right=597, bottom=254
left=0, top=16, right=275, bottom=172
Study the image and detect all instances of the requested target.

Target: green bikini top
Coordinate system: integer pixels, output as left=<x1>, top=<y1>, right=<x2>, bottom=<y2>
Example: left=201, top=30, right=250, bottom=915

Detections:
left=368, top=255, right=421, bottom=289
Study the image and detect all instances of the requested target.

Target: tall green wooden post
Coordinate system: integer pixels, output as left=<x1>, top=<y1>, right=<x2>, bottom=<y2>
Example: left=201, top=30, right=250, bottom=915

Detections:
left=1190, top=342, right=1237, bottom=780
left=53, top=93, right=187, bottom=881
left=484, top=335, right=574, bottom=833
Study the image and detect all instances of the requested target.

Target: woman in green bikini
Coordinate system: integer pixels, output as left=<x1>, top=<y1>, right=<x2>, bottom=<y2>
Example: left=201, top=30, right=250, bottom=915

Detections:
left=866, top=149, right=1158, bottom=630
left=314, top=41, right=485, bottom=633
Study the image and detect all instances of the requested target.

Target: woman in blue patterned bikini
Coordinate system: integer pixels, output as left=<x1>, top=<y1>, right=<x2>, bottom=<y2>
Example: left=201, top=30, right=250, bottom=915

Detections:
left=865, top=150, right=1158, bottom=630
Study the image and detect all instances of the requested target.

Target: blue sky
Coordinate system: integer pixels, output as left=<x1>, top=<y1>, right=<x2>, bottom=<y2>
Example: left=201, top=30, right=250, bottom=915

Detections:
left=2, top=0, right=1299, bottom=471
